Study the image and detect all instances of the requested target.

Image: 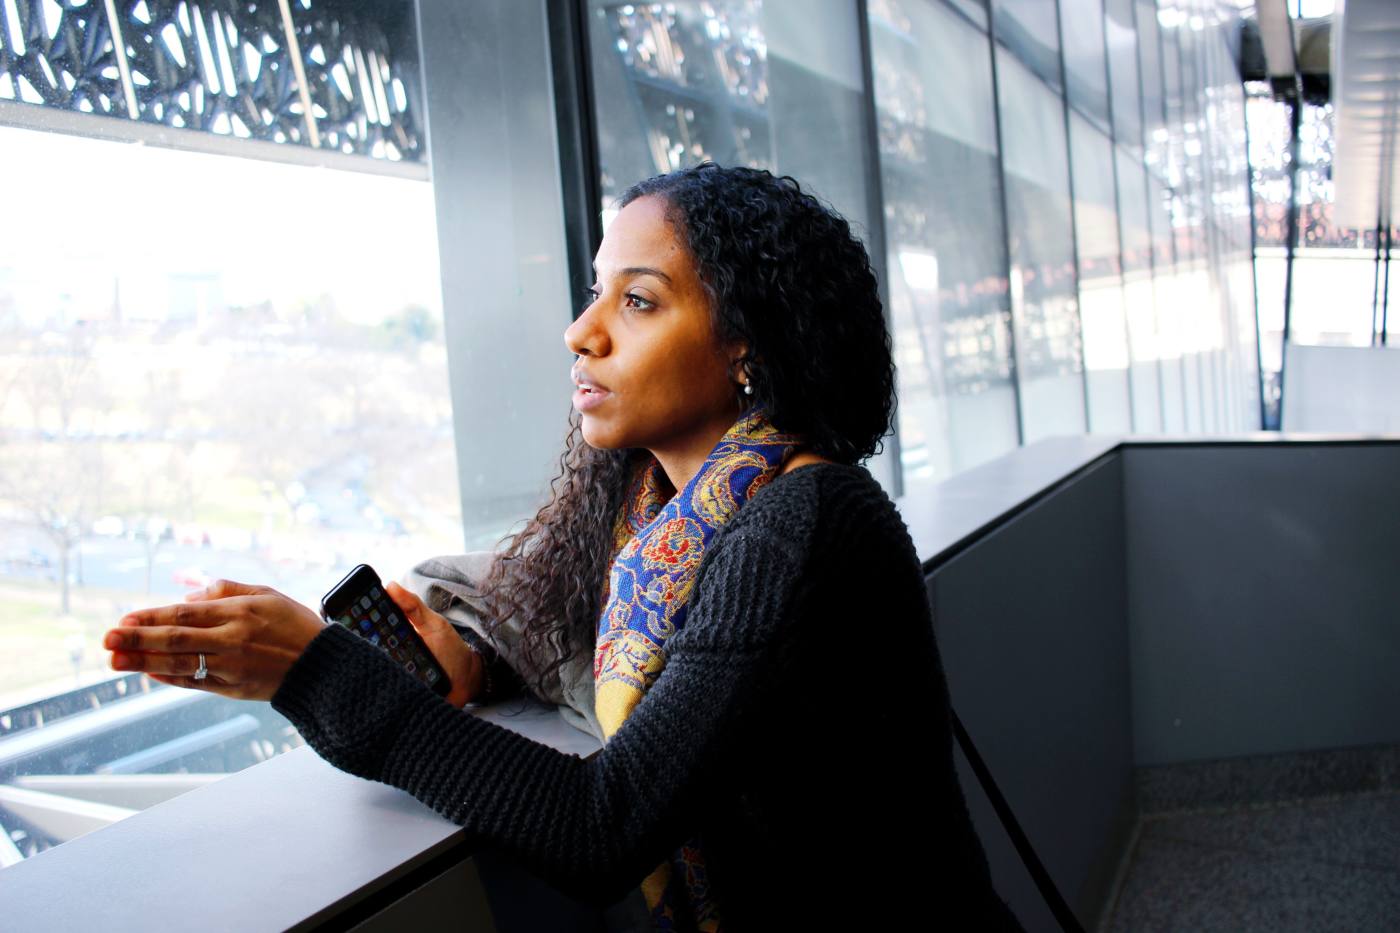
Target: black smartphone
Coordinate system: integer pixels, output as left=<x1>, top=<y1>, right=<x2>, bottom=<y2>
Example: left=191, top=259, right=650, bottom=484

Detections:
left=321, top=564, right=452, bottom=698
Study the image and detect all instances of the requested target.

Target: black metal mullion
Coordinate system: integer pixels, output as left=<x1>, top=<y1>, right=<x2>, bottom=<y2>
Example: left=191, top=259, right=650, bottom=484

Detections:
left=1371, top=215, right=1384, bottom=346
left=1240, top=82, right=1269, bottom=431
left=855, top=0, right=903, bottom=499
left=547, top=0, right=605, bottom=318
left=1383, top=225, right=1393, bottom=346
left=1278, top=92, right=1301, bottom=423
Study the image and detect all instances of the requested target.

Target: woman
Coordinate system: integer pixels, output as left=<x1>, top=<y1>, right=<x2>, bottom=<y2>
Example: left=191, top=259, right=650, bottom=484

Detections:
left=103, top=163, right=1021, bottom=931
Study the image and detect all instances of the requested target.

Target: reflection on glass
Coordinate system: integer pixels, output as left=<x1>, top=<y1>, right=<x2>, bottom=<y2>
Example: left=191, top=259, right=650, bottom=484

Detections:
left=1148, top=173, right=1187, bottom=432
left=1069, top=113, right=1132, bottom=433
left=1104, top=0, right=1142, bottom=149
left=587, top=0, right=874, bottom=240
left=870, top=0, right=1017, bottom=480
left=1387, top=256, right=1398, bottom=345
left=996, top=48, right=1086, bottom=441
left=1287, top=101, right=1378, bottom=347
left=992, top=0, right=1061, bottom=90
left=1137, top=0, right=1166, bottom=151
left=1060, top=0, right=1111, bottom=130
left=1290, top=257, right=1380, bottom=347
left=0, top=125, right=457, bottom=862
left=1157, top=14, right=1207, bottom=434
left=947, top=0, right=989, bottom=30
left=1116, top=148, right=1163, bottom=432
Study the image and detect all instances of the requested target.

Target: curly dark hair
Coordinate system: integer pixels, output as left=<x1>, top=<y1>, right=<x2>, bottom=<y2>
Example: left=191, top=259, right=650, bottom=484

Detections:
left=471, top=162, right=895, bottom=702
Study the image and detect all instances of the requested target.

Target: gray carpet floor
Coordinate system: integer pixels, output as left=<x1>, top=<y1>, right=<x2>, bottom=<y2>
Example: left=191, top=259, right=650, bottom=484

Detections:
left=1103, top=790, right=1400, bottom=931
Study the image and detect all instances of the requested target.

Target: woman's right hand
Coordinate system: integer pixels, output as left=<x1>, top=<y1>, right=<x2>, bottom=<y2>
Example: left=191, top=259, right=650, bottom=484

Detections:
left=385, top=581, right=484, bottom=708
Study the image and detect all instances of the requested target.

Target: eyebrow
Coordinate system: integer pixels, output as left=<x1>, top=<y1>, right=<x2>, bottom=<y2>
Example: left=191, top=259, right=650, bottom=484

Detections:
left=592, top=264, right=673, bottom=285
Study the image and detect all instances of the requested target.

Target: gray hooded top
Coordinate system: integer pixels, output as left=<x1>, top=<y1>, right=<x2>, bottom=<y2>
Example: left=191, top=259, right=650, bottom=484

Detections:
left=401, top=551, right=606, bottom=746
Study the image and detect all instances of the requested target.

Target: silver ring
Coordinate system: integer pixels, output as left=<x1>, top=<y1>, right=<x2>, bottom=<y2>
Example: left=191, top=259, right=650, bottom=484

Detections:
left=194, top=653, right=208, bottom=681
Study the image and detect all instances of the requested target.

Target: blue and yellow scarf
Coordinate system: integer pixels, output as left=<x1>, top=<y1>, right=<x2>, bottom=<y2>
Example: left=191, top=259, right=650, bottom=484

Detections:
left=592, top=403, right=805, bottom=931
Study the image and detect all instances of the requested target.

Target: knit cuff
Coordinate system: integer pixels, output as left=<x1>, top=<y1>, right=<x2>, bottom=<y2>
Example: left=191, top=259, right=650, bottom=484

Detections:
left=270, top=622, right=408, bottom=779
left=456, top=625, right=527, bottom=705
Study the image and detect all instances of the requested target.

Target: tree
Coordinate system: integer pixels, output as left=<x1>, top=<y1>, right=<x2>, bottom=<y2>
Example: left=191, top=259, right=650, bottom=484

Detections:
left=0, top=324, right=109, bottom=614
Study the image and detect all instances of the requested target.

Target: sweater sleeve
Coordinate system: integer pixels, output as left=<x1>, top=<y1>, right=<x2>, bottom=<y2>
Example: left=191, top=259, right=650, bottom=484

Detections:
left=270, top=528, right=807, bottom=907
left=455, top=624, right=527, bottom=706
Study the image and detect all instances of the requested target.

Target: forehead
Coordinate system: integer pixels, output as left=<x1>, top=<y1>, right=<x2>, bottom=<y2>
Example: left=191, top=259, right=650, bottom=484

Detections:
left=594, top=195, right=686, bottom=273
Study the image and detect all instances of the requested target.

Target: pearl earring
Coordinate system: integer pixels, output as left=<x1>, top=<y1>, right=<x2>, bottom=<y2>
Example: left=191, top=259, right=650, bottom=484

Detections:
left=743, top=382, right=754, bottom=396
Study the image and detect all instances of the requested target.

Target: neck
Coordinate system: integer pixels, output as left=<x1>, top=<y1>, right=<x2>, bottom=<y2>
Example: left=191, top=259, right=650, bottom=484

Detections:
left=648, top=408, right=744, bottom=494
left=650, top=444, right=712, bottom=498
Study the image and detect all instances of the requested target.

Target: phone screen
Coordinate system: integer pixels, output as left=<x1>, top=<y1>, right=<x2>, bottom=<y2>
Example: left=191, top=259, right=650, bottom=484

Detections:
left=321, top=564, right=452, bottom=697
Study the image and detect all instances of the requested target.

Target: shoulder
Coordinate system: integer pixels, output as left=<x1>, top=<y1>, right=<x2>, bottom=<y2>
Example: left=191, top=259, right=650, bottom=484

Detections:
left=678, top=464, right=913, bottom=653
left=711, top=461, right=904, bottom=568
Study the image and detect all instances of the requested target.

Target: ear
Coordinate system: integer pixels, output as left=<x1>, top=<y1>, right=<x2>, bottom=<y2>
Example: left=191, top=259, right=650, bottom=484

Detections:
left=727, top=339, right=758, bottom=370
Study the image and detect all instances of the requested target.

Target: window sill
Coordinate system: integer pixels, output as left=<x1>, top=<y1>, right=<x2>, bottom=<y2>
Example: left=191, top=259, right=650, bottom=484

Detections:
left=0, top=695, right=601, bottom=929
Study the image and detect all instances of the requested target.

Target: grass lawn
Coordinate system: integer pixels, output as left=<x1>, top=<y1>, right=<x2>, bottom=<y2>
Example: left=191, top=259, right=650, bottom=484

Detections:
left=0, top=579, right=143, bottom=705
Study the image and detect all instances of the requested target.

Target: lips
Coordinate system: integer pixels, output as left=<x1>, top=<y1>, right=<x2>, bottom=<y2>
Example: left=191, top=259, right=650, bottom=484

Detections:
left=572, top=384, right=610, bottom=412
left=570, top=365, right=611, bottom=412
left=571, top=366, right=609, bottom=393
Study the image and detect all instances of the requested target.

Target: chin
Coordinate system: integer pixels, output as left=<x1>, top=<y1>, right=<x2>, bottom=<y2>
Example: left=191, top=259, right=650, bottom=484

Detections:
left=579, top=416, right=626, bottom=451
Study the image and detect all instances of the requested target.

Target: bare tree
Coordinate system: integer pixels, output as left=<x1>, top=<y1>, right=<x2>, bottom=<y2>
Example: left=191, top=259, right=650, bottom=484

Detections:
left=0, top=323, right=110, bottom=613
left=115, top=369, right=206, bottom=593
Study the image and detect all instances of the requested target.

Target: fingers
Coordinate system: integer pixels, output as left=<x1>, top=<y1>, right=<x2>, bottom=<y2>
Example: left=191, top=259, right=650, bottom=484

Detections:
left=147, top=672, right=240, bottom=699
left=185, top=579, right=272, bottom=602
left=118, top=598, right=235, bottom=631
left=106, top=599, right=237, bottom=662
left=110, top=646, right=214, bottom=676
left=385, top=581, right=428, bottom=626
left=105, top=620, right=222, bottom=655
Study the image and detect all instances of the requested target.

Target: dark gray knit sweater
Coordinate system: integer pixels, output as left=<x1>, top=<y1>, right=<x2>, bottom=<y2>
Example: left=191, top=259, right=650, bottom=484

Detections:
left=271, top=462, right=1021, bottom=930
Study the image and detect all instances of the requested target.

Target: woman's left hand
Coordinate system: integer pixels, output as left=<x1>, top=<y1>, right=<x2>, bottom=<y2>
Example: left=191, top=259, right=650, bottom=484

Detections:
left=103, top=579, right=327, bottom=701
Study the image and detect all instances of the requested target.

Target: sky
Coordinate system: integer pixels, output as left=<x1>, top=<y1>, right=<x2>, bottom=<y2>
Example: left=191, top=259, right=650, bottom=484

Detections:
left=0, top=121, right=443, bottom=327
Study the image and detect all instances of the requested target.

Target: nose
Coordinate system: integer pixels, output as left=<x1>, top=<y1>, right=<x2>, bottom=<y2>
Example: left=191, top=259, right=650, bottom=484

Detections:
left=564, top=298, right=609, bottom=358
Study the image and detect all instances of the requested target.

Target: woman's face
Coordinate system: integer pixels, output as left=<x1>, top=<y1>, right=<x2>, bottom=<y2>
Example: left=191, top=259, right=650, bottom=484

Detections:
left=563, top=195, right=744, bottom=469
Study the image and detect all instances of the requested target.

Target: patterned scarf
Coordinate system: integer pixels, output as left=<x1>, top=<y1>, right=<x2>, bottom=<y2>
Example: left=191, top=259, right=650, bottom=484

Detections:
left=592, top=403, right=806, bottom=931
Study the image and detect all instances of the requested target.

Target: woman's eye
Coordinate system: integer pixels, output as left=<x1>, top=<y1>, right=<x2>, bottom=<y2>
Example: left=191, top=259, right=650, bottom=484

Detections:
left=581, top=286, right=600, bottom=307
left=624, top=293, right=654, bottom=311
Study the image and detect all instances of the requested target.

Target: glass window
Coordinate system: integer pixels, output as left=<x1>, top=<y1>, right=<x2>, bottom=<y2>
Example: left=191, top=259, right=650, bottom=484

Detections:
left=0, top=1, right=456, bottom=863
left=1104, top=0, right=1142, bottom=149
left=1148, top=173, right=1187, bottom=432
left=996, top=47, right=1087, bottom=442
left=1156, top=17, right=1207, bottom=434
left=1290, top=101, right=1376, bottom=347
left=1117, top=147, right=1164, bottom=432
left=1289, top=257, right=1379, bottom=347
left=586, top=0, right=876, bottom=242
left=1069, top=113, right=1132, bottom=433
left=1060, top=0, right=1111, bottom=131
left=1137, top=0, right=1166, bottom=164
left=992, top=0, right=1062, bottom=91
left=947, top=0, right=990, bottom=30
left=870, top=0, right=1018, bottom=480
